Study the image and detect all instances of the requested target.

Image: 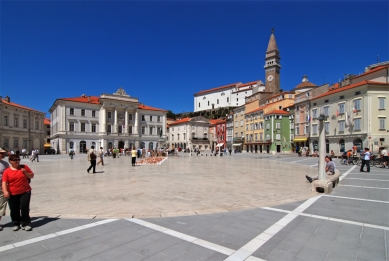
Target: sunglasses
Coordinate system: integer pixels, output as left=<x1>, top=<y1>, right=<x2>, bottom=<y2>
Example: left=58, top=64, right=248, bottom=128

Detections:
left=11, top=159, right=21, bottom=162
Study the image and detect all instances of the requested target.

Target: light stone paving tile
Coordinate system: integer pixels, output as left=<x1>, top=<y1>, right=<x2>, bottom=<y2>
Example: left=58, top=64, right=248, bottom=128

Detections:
left=356, top=246, right=386, bottom=261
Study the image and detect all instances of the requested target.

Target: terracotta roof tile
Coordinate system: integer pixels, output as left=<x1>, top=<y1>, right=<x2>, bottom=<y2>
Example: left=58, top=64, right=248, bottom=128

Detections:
left=44, top=118, right=51, bottom=125
left=312, top=80, right=388, bottom=100
left=169, top=118, right=191, bottom=126
left=264, top=110, right=289, bottom=115
left=138, top=104, right=167, bottom=112
left=1, top=99, right=41, bottom=112
left=245, top=104, right=269, bottom=114
left=293, top=81, right=317, bottom=90
left=59, top=96, right=101, bottom=104
left=195, top=82, right=241, bottom=96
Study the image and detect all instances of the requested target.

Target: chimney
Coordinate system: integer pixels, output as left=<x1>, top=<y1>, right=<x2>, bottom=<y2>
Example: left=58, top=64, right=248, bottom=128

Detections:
left=5, top=96, right=10, bottom=102
left=88, top=96, right=90, bottom=102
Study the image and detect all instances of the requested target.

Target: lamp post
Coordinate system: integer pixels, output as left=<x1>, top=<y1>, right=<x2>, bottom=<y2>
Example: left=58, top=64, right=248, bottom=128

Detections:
left=318, top=112, right=326, bottom=181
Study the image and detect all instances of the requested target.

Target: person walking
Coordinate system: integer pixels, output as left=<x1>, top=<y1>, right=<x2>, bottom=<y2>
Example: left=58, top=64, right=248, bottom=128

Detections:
left=34, top=149, right=39, bottom=162
left=21, top=148, right=27, bottom=159
left=0, top=148, right=10, bottom=231
left=69, top=148, right=75, bottom=160
left=97, top=147, right=104, bottom=166
left=131, top=147, right=137, bottom=166
left=87, top=146, right=97, bottom=173
left=360, top=147, right=371, bottom=172
left=2, top=154, right=34, bottom=231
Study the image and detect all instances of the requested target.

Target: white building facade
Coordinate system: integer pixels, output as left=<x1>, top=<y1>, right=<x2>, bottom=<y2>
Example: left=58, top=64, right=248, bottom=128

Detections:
left=49, top=88, right=167, bottom=153
left=193, top=81, right=264, bottom=112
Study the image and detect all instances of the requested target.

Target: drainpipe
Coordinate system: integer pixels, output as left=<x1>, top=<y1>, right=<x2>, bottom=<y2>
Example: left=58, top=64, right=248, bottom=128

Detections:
left=271, top=115, right=274, bottom=153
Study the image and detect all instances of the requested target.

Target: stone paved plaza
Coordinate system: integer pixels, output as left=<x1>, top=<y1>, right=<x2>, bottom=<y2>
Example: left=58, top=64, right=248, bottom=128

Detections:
left=0, top=153, right=388, bottom=261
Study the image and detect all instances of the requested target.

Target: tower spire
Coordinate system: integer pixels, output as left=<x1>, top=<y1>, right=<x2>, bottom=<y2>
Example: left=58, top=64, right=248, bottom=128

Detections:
left=266, top=28, right=279, bottom=53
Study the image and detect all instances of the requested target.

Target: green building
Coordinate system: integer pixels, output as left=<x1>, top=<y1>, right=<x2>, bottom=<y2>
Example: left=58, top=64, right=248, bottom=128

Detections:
left=264, top=110, right=292, bottom=153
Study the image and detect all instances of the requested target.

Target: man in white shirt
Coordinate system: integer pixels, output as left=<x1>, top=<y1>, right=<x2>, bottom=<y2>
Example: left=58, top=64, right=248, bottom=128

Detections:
left=381, top=148, right=388, bottom=168
left=360, top=148, right=371, bottom=172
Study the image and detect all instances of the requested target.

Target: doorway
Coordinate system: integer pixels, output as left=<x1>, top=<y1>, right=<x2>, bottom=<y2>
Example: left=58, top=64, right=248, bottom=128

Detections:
left=118, top=141, right=124, bottom=149
left=276, top=145, right=281, bottom=153
left=79, top=141, right=86, bottom=153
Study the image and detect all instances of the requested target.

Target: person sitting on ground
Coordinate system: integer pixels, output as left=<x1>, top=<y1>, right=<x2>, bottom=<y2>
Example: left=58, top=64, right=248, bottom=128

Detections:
left=306, top=156, right=336, bottom=183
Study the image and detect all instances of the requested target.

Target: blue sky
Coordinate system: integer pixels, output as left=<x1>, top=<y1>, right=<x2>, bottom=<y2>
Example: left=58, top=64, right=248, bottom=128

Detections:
left=1, top=1, right=388, bottom=117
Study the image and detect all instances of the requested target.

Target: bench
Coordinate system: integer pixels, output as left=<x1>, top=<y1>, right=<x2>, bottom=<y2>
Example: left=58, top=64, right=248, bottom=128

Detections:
left=311, top=169, right=341, bottom=193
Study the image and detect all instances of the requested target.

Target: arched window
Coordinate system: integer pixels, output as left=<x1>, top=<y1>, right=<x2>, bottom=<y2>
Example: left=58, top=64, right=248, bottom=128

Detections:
left=313, top=140, right=319, bottom=151
left=69, top=141, right=74, bottom=149
left=108, top=142, right=113, bottom=149
left=339, top=139, right=345, bottom=153
left=140, top=142, right=145, bottom=149
left=92, top=142, right=96, bottom=148
left=79, top=141, right=86, bottom=153
left=149, top=142, right=153, bottom=150
left=326, top=139, right=329, bottom=154
left=353, top=138, right=362, bottom=152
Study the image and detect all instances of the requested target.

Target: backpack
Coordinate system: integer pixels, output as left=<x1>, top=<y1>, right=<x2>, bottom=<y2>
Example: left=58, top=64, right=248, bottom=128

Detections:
left=90, top=150, right=97, bottom=160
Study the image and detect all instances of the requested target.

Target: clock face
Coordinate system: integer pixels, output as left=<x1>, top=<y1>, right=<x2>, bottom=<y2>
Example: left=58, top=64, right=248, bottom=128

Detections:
left=267, top=75, right=273, bottom=82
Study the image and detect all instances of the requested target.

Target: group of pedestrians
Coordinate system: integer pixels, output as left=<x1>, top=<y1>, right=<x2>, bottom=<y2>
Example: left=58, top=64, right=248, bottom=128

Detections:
left=0, top=148, right=34, bottom=232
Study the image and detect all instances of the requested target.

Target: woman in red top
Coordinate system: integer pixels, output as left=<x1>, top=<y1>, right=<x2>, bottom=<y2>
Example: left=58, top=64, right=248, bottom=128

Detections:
left=2, top=155, right=34, bottom=231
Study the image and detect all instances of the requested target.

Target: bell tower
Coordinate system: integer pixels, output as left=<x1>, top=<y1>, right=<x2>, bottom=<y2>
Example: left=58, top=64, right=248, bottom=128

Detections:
left=264, top=28, right=281, bottom=94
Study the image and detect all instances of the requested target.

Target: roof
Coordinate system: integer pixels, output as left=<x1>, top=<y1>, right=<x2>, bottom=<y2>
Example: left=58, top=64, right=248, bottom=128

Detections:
left=138, top=104, right=167, bottom=112
left=1, top=99, right=41, bottom=113
left=194, top=82, right=241, bottom=96
left=59, top=96, right=101, bottom=104
left=353, top=63, right=389, bottom=80
left=312, top=80, right=388, bottom=100
left=209, top=119, right=226, bottom=125
left=44, top=118, right=51, bottom=125
left=293, top=81, right=317, bottom=90
left=168, top=118, right=191, bottom=126
left=266, top=91, right=294, bottom=101
left=264, top=110, right=289, bottom=116
left=238, top=80, right=262, bottom=88
left=266, top=31, right=278, bottom=52
left=245, top=104, right=269, bottom=114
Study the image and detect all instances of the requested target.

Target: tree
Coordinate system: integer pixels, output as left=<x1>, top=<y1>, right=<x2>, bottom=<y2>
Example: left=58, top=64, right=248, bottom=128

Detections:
left=167, top=110, right=176, bottom=119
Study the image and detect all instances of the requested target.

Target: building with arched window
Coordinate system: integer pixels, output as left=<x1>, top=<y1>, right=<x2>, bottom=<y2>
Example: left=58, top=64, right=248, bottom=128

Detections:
left=49, top=88, right=167, bottom=154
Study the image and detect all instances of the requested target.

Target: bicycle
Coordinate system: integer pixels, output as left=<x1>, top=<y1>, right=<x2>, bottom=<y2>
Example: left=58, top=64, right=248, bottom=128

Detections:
left=340, top=157, right=348, bottom=165
left=352, top=157, right=361, bottom=166
left=373, top=156, right=384, bottom=168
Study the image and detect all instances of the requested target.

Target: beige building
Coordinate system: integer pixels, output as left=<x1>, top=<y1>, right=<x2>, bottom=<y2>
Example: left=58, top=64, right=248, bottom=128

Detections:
left=232, top=106, right=245, bottom=152
left=309, top=62, right=389, bottom=154
left=0, top=96, right=46, bottom=153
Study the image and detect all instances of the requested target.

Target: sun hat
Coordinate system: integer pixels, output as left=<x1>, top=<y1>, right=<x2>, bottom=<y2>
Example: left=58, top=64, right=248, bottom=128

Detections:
left=0, top=148, right=6, bottom=153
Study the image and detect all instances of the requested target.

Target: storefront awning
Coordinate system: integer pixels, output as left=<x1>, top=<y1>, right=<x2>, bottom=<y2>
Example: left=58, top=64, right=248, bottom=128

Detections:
left=216, top=143, right=224, bottom=147
left=293, top=138, right=308, bottom=142
left=44, top=143, right=51, bottom=148
left=233, top=143, right=242, bottom=146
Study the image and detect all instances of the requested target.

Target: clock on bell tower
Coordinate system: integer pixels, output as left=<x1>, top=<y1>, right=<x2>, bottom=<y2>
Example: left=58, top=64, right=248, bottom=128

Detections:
left=264, top=28, right=281, bottom=94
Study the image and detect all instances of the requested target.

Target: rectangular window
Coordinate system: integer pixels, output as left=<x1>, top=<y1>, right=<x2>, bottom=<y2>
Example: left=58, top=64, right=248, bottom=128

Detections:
left=129, top=126, right=133, bottom=134
left=305, top=125, right=309, bottom=134
left=81, top=123, right=85, bottom=132
left=354, top=119, right=361, bottom=130
left=379, top=118, right=386, bottom=129
left=325, top=122, right=329, bottom=133
left=3, top=138, right=9, bottom=149
left=354, top=99, right=361, bottom=111
left=295, top=115, right=299, bottom=123
left=325, top=99, right=329, bottom=103
left=157, top=127, right=162, bottom=136
left=355, top=91, right=361, bottom=95
left=23, top=119, right=27, bottom=128
left=240, top=120, right=243, bottom=127
left=276, top=122, right=281, bottom=129
left=141, top=126, right=145, bottom=134
left=4, top=116, right=8, bottom=126
left=379, top=97, right=386, bottom=110
left=339, top=95, right=344, bottom=100
left=246, top=124, right=248, bottom=131
left=227, top=97, right=229, bottom=103
left=171, top=134, right=174, bottom=141
left=70, top=108, right=74, bottom=115
left=157, top=116, right=161, bottom=122
left=339, top=121, right=345, bottom=131
left=107, top=112, right=112, bottom=119
left=14, top=139, right=18, bottom=149
left=81, top=109, right=85, bottom=116
left=276, top=134, right=281, bottom=140
left=312, top=124, right=318, bottom=135
left=23, top=140, right=27, bottom=148
left=339, top=103, right=345, bottom=114
left=295, top=127, right=300, bottom=135
left=91, top=124, right=96, bottom=132
left=312, top=109, right=317, bottom=119
left=217, top=99, right=219, bottom=104
left=92, top=110, right=96, bottom=117
left=246, top=134, right=249, bottom=141
left=198, top=102, right=200, bottom=107
left=260, top=133, right=263, bottom=140
left=14, top=117, right=18, bottom=127
left=149, top=127, right=154, bottom=135
left=35, top=121, right=39, bottom=130
left=69, top=123, right=74, bottom=131
left=324, top=106, right=329, bottom=117
left=149, top=116, right=153, bottom=121
left=235, top=121, right=238, bottom=127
